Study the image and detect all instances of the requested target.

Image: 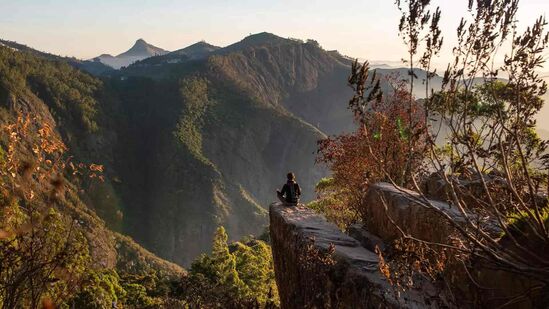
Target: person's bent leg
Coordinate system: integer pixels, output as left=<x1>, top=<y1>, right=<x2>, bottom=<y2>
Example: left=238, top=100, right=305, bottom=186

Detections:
left=276, top=191, right=286, bottom=204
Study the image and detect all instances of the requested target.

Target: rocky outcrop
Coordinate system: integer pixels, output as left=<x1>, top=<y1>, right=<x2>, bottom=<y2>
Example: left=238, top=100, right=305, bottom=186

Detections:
left=269, top=203, right=447, bottom=309
left=270, top=183, right=547, bottom=309
left=363, top=182, right=466, bottom=245
left=363, top=183, right=544, bottom=309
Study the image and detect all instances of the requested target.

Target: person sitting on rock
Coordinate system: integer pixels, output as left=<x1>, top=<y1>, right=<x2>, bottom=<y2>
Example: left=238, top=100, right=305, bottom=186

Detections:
left=276, top=172, right=301, bottom=206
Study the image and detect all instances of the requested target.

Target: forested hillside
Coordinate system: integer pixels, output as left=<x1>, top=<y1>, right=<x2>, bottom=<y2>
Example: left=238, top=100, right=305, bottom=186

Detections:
left=0, top=33, right=346, bottom=267
left=103, top=35, right=334, bottom=265
left=90, top=33, right=363, bottom=266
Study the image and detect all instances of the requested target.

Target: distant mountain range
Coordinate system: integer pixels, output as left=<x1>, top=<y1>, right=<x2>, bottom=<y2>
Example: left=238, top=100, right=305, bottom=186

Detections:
left=92, top=38, right=168, bottom=69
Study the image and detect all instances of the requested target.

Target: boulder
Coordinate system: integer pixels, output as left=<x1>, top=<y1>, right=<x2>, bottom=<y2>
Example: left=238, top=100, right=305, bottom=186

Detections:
left=363, top=182, right=543, bottom=308
left=363, top=182, right=465, bottom=245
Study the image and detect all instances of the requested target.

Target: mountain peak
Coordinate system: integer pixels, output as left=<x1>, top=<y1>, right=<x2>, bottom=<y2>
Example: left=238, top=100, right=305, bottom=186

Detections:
left=246, top=32, right=281, bottom=39
left=116, top=39, right=168, bottom=58
left=186, top=40, right=217, bottom=49
left=133, top=38, right=150, bottom=48
left=219, top=32, right=292, bottom=54
left=240, top=32, right=287, bottom=46
left=92, top=39, right=168, bottom=69
left=170, top=41, right=220, bottom=59
left=193, top=40, right=213, bottom=47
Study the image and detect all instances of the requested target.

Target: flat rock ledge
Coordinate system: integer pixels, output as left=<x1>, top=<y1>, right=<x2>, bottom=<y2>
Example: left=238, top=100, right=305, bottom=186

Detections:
left=269, top=203, right=444, bottom=309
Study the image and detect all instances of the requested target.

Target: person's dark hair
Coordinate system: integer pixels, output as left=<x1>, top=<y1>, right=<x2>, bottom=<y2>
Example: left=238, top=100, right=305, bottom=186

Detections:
left=287, top=172, right=295, bottom=181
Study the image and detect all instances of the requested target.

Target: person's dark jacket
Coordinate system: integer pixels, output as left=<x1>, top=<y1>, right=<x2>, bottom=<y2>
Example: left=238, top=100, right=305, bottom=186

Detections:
left=280, top=180, right=301, bottom=203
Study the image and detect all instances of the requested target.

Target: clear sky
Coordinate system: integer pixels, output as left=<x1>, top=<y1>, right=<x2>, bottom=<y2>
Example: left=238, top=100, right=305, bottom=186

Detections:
left=1, top=0, right=548, bottom=65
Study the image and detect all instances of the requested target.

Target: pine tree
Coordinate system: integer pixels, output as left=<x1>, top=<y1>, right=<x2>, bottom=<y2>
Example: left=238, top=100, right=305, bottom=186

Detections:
left=185, top=227, right=280, bottom=307
left=211, top=227, right=245, bottom=294
left=233, top=240, right=278, bottom=305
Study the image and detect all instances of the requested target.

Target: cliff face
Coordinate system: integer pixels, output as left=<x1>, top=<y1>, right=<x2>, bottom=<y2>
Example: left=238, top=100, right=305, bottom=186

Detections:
left=209, top=38, right=355, bottom=135
left=270, top=183, right=547, bottom=308
left=364, top=182, right=466, bottom=244
left=269, top=203, right=445, bottom=309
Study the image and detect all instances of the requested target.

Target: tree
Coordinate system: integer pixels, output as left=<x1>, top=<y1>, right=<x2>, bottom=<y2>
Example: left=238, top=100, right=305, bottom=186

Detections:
left=180, top=227, right=279, bottom=308
left=232, top=239, right=278, bottom=306
left=70, top=270, right=126, bottom=309
left=210, top=227, right=245, bottom=293
left=0, top=117, right=91, bottom=308
left=315, top=76, right=427, bottom=227
left=355, top=0, right=549, bottom=305
left=307, top=177, right=357, bottom=230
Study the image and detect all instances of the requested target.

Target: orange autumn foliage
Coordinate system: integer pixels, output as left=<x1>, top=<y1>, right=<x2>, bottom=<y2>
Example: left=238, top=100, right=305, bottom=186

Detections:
left=316, top=76, right=427, bottom=221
